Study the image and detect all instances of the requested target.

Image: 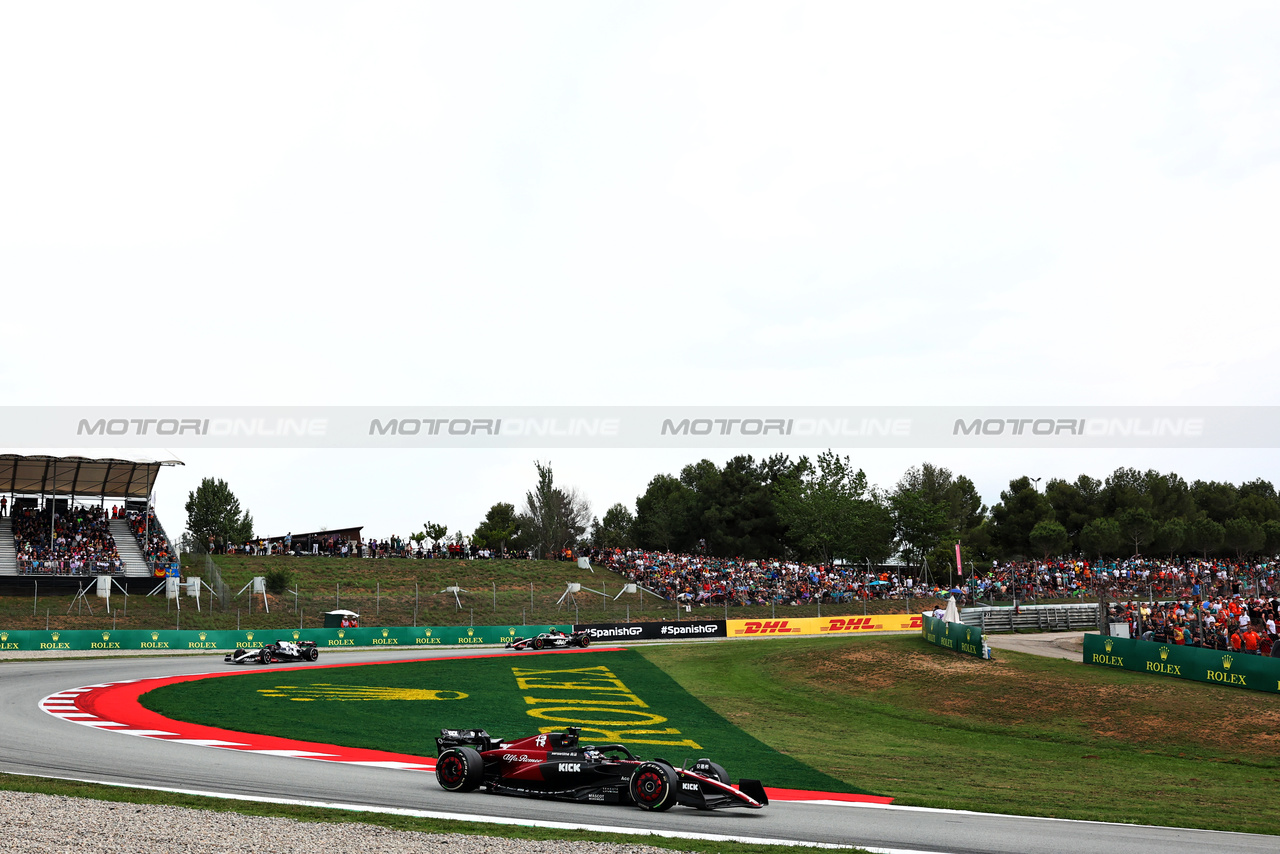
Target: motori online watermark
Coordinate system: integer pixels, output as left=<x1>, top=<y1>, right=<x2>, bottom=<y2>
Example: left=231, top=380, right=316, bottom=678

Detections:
left=0, top=406, right=1267, bottom=448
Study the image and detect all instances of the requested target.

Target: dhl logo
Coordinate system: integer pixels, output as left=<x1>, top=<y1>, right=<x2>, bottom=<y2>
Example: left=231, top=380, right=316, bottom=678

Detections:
left=822, top=617, right=880, bottom=632
left=735, top=620, right=801, bottom=635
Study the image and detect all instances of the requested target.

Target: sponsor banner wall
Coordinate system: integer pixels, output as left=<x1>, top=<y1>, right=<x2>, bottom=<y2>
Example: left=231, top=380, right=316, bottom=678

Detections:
left=920, top=614, right=988, bottom=658
left=727, top=614, right=922, bottom=637
left=574, top=621, right=726, bottom=642
left=1084, top=634, right=1280, bottom=695
left=0, top=625, right=570, bottom=652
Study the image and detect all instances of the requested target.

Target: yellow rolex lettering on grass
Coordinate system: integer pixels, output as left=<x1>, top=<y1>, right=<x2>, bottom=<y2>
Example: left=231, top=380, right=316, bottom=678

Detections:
left=257, top=684, right=467, bottom=702
left=511, top=664, right=701, bottom=749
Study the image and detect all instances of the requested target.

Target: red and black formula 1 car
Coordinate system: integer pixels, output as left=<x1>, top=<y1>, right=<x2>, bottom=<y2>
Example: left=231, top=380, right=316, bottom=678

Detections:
left=505, top=629, right=591, bottom=651
left=434, top=727, right=767, bottom=811
left=224, top=639, right=319, bottom=665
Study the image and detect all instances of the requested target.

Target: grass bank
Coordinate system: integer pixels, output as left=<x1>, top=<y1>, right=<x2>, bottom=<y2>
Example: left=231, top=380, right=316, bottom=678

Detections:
left=1, top=555, right=943, bottom=632
left=639, top=636, right=1280, bottom=834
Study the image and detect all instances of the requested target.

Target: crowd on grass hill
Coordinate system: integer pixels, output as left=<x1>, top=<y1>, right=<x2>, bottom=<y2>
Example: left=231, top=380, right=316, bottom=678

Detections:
left=11, top=505, right=122, bottom=575
left=969, top=557, right=1277, bottom=603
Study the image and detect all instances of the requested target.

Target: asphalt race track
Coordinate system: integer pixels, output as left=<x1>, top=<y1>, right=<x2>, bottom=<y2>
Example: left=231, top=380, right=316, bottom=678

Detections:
left=1, top=648, right=1276, bottom=854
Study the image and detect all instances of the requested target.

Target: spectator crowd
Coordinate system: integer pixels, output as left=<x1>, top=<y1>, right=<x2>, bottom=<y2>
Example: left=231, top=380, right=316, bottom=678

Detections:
left=12, top=505, right=122, bottom=575
left=1108, top=595, right=1280, bottom=657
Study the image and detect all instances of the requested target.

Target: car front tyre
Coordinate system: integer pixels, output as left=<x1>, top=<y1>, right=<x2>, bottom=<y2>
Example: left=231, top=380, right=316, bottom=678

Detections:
left=436, top=747, right=484, bottom=792
left=532, top=636, right=545, bottom=650
left=630, top=761, right=678, bottom=811
left=307, top=647, right=319, bottom=661
left=258, top=649, right=272, bottom=665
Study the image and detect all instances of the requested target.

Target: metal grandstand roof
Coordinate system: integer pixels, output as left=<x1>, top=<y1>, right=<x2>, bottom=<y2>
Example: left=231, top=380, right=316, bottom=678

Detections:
left=0, top=450, right=183, bottom=499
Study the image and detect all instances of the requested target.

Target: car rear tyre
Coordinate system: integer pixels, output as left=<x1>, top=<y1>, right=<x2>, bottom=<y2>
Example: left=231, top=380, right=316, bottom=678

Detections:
left=306, top=647, right=319, bottom=661
left=532, top=636, right=545, bottom=650
left=576, top=634, right=591, bottom=648
left=436, top=747, right=484, bottom=792
left=630, top=761, right=678, bottom=811
left=258, top=649, right=272, bottom=665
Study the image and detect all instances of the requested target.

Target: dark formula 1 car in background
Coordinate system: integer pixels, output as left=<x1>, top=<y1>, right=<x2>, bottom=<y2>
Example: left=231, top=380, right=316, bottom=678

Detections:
left=224, top=639, right=319, bottom=665
left=505, top=629, right=591, bottom=651
left=434, top=727, right=767, bottom=811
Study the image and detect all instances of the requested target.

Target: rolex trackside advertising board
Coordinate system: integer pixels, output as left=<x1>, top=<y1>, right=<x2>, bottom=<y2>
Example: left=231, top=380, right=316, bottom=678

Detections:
left=920, top=614, right=989, bottom=659
left=574, top=621, right=726, bottom=642
left=0, top=625, right=570, bottom=652
left=1084, top=634, right=1280, bottom=695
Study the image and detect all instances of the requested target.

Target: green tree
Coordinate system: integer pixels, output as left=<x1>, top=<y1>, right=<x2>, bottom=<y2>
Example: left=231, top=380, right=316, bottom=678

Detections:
left=1045, top=475, right=1102, bottom=548
left=988, top=477, right=1054, bottom=559
left=589, top=503, right=636, bottom=550
left=1185, top=516, right=1225, bottom=559
left=183, top=477, right=254, bottom=553
left=1263, top=519, right=1280, bottom=555
left=472, top=502, right=520, bottom=554
left=1190, top=480, right=1238, bottom=524
left=423, top=521, right=449, bottom=549
left=890, top=487, right=948, bottom=572
left=1028, top=520, right=1069, bottom=560
left=634, top=473, right=695, bottom=552
left=775, top=451, right=893, bottom=565
left=1079, top=517, right=1121, bottom=560
left=520, top=461, right=591, bottom=557
left=677, top=454, right=799, bottom=557
left=1223, top=517, right=1264, bottom=558
left=1116, top=507, right=1156, bottom=556
left=1152, top=517, right=1187, bottom=558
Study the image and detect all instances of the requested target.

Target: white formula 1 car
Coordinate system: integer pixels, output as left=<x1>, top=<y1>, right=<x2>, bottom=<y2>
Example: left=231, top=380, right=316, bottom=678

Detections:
left=224, top=639, right=319, bottom=665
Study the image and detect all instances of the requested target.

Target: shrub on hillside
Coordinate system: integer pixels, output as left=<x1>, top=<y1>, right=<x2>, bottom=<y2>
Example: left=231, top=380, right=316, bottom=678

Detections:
left=264, top=568, right=293, bottom=596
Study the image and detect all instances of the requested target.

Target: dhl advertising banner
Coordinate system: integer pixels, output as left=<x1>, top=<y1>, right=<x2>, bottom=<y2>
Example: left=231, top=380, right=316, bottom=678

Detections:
left=727, top=614, right=923, bottom=637
left=1084, top=634, right=1280, bottom=695
left=0, top=625, right=570, bottom=652
left=920, top=614, right=989, bottom=659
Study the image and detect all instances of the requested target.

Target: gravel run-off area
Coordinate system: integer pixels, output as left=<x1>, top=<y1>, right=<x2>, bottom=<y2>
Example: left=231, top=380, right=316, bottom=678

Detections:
left=0, top=791, right=673, bottom=854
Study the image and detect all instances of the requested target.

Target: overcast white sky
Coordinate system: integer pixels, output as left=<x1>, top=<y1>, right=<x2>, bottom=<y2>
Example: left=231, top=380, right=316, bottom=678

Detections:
left=3, top=2, right=1280, bottom=541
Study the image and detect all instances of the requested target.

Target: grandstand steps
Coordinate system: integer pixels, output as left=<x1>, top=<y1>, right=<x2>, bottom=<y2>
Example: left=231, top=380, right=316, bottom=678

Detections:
left=0, top=518, right=15, bottom=576
left=109, top=519, right=153, bottom=578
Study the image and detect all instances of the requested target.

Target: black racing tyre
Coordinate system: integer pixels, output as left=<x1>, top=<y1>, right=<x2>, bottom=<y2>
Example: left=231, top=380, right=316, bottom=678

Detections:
left=436, top=746, right=484, bottom=792
left=576, top=634, right=591, bottom=648
left=306, top=647, right=319, bottom=662
left=258, top=649, right=272, bottom=665
left=532, top=636, right=545, bottom=650
left=630, top=761, right=678, bottom=811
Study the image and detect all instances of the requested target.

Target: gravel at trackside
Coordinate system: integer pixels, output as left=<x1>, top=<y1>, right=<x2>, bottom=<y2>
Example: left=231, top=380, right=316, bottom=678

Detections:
left=0, top=792, right=673, bottom=854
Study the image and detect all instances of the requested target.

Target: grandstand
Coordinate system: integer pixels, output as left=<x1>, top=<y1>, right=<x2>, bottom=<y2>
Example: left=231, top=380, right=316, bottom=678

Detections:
left=0, top=451, right=182, bottom=590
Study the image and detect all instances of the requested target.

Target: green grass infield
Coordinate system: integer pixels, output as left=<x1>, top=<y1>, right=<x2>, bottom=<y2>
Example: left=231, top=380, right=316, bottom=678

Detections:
left=139, top=648, right=866, bottom=795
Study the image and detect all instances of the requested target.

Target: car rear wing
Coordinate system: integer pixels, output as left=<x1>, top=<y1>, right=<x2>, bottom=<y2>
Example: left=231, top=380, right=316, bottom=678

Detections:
left=436, top=728, right=498, bottom=755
